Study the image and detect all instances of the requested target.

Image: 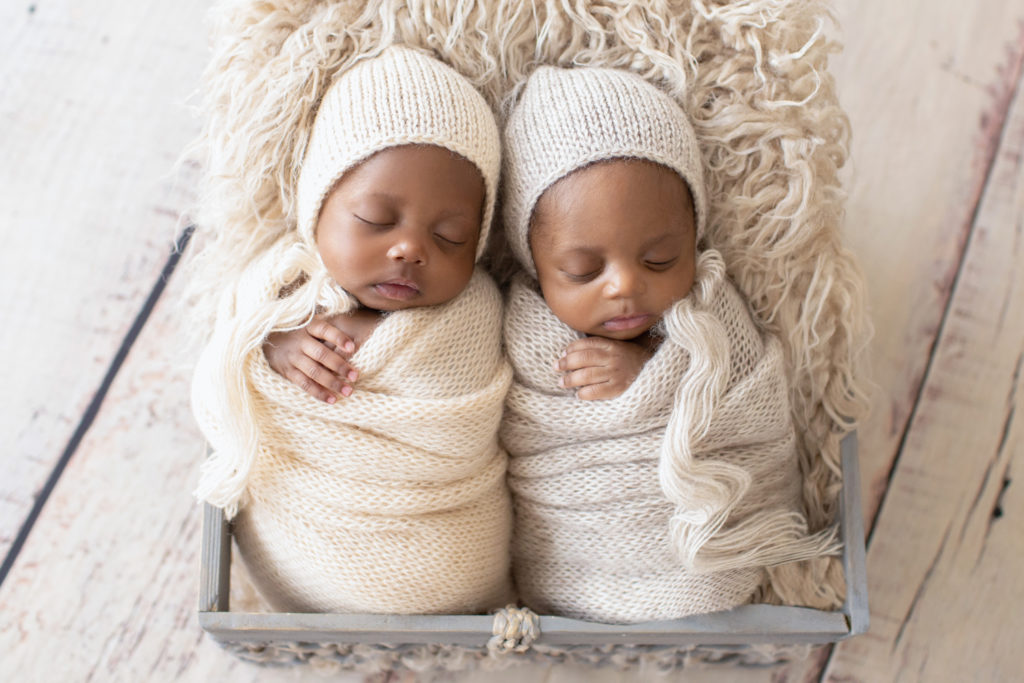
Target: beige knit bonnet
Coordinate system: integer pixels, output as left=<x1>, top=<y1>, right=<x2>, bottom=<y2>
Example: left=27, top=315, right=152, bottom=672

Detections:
left=502, top=65, right=708, bottom=277
left=296, top=45, right=501, bottom=261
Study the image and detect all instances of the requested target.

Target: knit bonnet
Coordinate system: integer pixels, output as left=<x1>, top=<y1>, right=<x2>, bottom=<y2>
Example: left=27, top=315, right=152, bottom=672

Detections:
left=502, top=65, right=708, bottom=277
left=296, top=45, right=501, bottom=260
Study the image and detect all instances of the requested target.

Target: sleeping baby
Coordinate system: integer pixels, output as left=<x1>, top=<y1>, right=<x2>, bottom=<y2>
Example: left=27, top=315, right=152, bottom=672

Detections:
left=191, top=46, right=513, bottom=614
left=498, top=65, right=838, bottom=623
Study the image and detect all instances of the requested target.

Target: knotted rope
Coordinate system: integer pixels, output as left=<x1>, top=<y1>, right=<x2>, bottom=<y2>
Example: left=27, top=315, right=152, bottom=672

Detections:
left=488, top=605, right=541, bottom=655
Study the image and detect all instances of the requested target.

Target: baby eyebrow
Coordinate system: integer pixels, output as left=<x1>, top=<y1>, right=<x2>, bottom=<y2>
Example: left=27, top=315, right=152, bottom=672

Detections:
left=639, top=231, right=680, bottom=250
left=356, top=194, right=474, bottom=222
left=560, top=245, right=601, bottom=255
left=433, top=208, right=473, bottom=221
left=554, top=232, right=679, bottom=256
left=362, top=191, right=396, bottom=201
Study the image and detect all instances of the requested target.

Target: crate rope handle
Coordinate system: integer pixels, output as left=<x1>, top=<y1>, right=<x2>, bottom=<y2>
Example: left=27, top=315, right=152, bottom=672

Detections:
left=488, top=605, right=540, bottom=654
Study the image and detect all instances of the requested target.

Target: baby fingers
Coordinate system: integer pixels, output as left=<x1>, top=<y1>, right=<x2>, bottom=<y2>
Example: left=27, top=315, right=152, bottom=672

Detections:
left=554, top=346, right=611, bottom=373
left=307, top=318, right=356, bottom=354
left=558, top=365, right=611, bottom=390
left=301, top=336, right=358, bottom=383
left=575, top=382, right=626, bottom=401
left=290, top=354, right=354, bottom=403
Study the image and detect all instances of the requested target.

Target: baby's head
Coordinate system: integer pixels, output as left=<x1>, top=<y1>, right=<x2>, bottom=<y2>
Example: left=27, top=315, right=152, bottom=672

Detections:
left=503, top=66, right=707, bottom=340
left=296, top=46, right=500, bottom=311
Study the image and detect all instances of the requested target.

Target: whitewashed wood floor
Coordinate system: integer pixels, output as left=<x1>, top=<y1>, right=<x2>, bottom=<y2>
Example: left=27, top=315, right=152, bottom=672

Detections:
left=1, top=1, right=1021, bottom=681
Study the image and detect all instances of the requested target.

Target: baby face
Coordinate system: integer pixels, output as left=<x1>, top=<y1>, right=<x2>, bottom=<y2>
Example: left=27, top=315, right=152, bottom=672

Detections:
left=315, top=144, right=484, bottom=311
left=530, top=159, right=697, bottom=340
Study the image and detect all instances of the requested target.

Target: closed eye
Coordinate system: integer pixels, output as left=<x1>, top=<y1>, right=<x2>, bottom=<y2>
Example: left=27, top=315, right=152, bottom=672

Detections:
left=435, top=233, right=467, bottom=246
left=354, top=214, right=393, bottom=227
left=560, top=269, right=600, bottom=282
left=645, top=256, right=678, bottom=270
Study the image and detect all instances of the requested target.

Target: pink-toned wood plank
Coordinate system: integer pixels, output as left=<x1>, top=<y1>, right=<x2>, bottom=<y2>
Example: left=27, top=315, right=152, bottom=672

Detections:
left=0, top=0, right=206, bottom=558
left=823, top=39, right=1024, bottom=683
left=829, top=1, right=1024, bottom=526
left=719, top=7, right=1024, bottom=680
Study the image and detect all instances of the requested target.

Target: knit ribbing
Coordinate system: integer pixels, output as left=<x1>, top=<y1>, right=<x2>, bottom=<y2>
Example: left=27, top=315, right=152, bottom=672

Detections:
left=295, top=45, right=501, bottom=260
left=502, top=65, right=708, bottom=277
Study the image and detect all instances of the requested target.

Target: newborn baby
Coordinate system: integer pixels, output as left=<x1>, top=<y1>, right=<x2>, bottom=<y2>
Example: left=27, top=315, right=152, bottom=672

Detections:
left=191, top=47, right=513, bottom=614
left=499, top=65, right=837, bottom=623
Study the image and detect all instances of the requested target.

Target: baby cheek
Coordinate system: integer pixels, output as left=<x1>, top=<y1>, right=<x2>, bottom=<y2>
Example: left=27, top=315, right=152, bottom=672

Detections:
left=663, top=261, right=696, bottom=301
left=550, top=288, right=595, bottom=330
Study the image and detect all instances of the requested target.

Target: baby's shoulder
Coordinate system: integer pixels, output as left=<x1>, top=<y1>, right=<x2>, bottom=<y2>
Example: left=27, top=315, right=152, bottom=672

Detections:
left=460, top=269, right=505, bottom=316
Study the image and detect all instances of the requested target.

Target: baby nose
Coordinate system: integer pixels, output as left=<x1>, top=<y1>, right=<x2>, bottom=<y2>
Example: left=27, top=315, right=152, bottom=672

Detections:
left=387, top=235, right=427, bottom=265
left=603, top=265, right=644, bottom=298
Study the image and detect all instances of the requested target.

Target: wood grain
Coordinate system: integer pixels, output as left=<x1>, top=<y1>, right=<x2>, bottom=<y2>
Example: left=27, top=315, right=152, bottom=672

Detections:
left=0, top=0, right=207, bottom=559
left=0, top=269, right=363, bottom=682
left=823, top=37, right=1024, bottom=683
left=829, top=0, right=1024, bottom=526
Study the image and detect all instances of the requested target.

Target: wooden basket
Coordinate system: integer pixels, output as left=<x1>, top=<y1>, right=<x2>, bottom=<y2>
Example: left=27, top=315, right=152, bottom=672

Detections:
left=198, top=433, right=867, bottom=658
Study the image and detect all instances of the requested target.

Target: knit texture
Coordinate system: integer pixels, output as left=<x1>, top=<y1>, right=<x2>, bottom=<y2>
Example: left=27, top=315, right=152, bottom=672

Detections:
left=193, top=271, right=515, bottom=613
left=502, top=65, right=708, bottom=278
left=189, top=44, right=503, bottom=521
left=501, top=250, right=837, bottom=623
left=183, top=0, right=871, bottom=619
left=295, top=44, right=500, bottom=260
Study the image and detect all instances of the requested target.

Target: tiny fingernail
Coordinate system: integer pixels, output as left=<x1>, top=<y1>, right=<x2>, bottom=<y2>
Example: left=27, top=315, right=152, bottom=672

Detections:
left=326, top=396, right=336, bottom=404
left=341, top=385, right=353, bottom=397
left=557, top=376, right=565, bottom=388
left=347, top=370, right=358, bottom=381
left=344, top=341, right=355, bottom=352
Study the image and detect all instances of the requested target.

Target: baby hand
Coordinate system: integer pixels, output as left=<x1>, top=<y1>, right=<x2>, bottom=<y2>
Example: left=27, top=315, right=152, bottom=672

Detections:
left=263, top=316, right=360, bottom=404
left=555, top=337, right=652, bottom=400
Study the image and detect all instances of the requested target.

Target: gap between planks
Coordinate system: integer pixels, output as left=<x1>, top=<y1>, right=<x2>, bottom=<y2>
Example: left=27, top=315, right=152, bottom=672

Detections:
left=806, top=11, right=1024, bottom=683
left=864, top=25, right=1024, bottom=546
left=815, top=27, right=1024, bottom=683
left=0, top=225, right=195, bottom=588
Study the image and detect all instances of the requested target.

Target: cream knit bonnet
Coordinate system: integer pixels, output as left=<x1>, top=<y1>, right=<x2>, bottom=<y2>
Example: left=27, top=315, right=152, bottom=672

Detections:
left=296, top=45, right=501, bottom=261
left=503, top=65, right=708, bottom=277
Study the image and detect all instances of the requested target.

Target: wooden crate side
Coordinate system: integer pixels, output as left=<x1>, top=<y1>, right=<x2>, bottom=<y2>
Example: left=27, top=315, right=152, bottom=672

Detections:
left=199, top=436, right=864, bottom=648
left=839, top=433, right=870, bottom=635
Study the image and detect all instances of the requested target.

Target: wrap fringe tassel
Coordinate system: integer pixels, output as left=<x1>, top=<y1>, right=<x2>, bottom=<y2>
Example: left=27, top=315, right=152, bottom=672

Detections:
left=659, top=253, right=841, bottom=573
left=194, top=238, right=354, bottom=519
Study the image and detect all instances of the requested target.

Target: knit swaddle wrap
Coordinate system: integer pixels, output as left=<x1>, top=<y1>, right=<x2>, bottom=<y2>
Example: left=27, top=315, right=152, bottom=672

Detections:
left=194, top=270, right=515, bottom=613
left=502, top=250, right=837, bottom=623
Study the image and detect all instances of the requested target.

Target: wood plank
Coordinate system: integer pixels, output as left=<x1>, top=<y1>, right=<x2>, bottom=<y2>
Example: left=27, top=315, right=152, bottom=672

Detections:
left=0, top=268, right=363, bottom=682
left=0, top=0, right=207, bottom=559
left=828, top=0, right=1024, bottom=525
left=824, top=40, right=1024, bottom=683
left=695, top=5, right=1024, bottom=681
left=687, top=6, right=1024, bottom=680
